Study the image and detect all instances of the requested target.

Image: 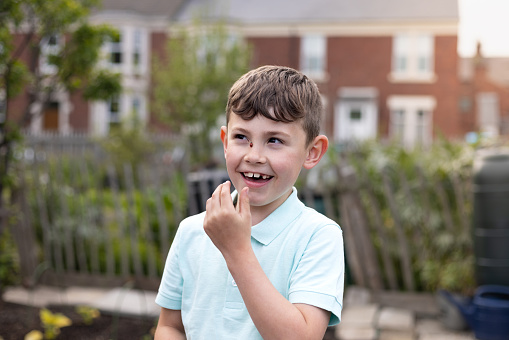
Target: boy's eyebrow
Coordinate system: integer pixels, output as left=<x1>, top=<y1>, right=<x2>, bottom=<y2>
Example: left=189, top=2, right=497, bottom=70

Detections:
left=229, top=127, right=291, bottom=138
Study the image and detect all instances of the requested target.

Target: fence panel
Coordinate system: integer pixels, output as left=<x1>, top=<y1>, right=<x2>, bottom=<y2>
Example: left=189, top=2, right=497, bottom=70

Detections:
left=13, top=135, right=474, bottom=292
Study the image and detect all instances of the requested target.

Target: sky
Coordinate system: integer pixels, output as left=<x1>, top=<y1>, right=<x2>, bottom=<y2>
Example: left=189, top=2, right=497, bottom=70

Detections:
left=458, top=0, right=509, bottom=57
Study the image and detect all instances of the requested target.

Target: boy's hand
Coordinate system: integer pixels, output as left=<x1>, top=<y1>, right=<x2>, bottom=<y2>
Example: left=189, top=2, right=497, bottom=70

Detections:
left=204, top=181, right=252, bottom=259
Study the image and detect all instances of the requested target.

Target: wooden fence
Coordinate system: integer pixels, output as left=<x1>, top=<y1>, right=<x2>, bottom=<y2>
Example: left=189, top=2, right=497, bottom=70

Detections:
left=9, top=135, right=474, bottom=292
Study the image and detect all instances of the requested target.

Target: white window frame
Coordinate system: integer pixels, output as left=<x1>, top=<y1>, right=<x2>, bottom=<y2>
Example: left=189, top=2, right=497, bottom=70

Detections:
left=387, top=95, right=436, bottom=148
left=390, top=33, right=435, bottom=83
left=109, top=32, right=123, bottom=66
left=40, top=34, right=62, bottom=75
left=108, top=95, right=121, bottom=128
left=130, top=28, right=149, bottom=75
left=300, top=34, right=327, bottom=81
left=133, top=29, right=142, bottom=69
left=477, top=92, right=500, bottom=137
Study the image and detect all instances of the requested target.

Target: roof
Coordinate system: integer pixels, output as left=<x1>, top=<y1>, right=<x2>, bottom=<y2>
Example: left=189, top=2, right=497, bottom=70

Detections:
left=174, top=0, right=459, bottom=24
left=96, top=0, right=186, bottom=18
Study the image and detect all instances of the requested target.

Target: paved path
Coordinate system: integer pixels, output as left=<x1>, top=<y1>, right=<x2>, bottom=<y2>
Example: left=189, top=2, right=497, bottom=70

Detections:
left=3, top=285, right=160, bottom=318
left=3, top=285, right=476, bottom=339
left=333, top=287, right=475, bottom=340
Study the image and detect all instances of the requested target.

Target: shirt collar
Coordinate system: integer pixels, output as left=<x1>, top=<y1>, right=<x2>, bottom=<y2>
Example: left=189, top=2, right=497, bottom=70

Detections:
left=249, top=187, right=304, bottom=246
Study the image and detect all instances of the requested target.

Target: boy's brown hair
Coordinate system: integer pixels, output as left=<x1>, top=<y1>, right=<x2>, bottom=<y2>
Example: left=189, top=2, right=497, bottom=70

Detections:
left=226, top=65, right=323, bottom=146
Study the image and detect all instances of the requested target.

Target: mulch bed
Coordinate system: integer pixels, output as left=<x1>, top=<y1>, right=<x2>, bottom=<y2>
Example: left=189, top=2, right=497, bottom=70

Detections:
left=0, top=301, right=156, bottom=340
left=0, top=301, right=339, bottom=340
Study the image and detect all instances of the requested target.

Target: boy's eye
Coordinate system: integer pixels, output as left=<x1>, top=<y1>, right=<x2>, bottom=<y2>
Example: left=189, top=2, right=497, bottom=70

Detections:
left=268, top=137, right=283, bottom=144
left=234, top=134, right=247, bottom=140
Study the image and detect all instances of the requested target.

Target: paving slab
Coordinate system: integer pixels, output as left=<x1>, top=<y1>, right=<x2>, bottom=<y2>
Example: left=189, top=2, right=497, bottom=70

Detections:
left=344, top=286, right=373, bottom=306
left=90, top=287, right=159, bottom=318
left=64, top=287, right=110, bottom=306
left=378, top=330, right=415, bottom=340
left=377, top=307, right=414, bottom=331
left=3, top=286, right=66, bottom=307
left=335, top=327, right=377, bottom=340
left=340, top=304, right=379, bottom=328
left=373, top=291, right=439, bottom=317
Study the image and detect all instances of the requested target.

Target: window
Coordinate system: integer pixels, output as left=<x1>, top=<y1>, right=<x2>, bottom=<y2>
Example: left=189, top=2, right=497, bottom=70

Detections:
left=416, top=109, right=430, bottom=145
left=132, top=96, right=140, bottom=115
left=108, top=96, right=121, bottom=128
left=110, top=33, right=122, bottom=65
left=459, top=96, right=472, bottom=113
left=300, top=35, right=326, bottom=80
left=133, top=30, right=142, bottom=68
left=477, top=92, right=500, bottom=136
left=40, top=34, right=62, bottom=74
left=349, top=108, right=362, bottom=121
left=391, top=109, right=405, bottom=142
left=391, top=33, right=434, bottom=82
left=387, top=95, right=435, bottom=148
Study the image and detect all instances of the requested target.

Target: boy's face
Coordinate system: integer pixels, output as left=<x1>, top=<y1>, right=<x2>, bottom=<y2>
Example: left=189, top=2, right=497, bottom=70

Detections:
left=221, top=112, right=312, bottom=215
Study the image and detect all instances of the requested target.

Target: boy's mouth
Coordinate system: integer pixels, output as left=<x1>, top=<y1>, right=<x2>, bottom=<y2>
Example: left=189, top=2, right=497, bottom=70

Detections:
left=242, top=172, right=273, bottom=182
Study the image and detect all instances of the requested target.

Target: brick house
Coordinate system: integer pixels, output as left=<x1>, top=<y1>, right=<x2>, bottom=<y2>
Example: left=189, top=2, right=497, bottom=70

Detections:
left=3, top=0, right=185, bottom=136
left=175, top=0, right=462, bottom=148
left=5, top=0, right=509, bottom=146
left=459, top=43, right=509, bottom=138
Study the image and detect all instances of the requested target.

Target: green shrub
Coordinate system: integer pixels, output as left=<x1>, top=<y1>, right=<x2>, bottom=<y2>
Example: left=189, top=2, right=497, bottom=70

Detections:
left=343, top=139, right=476, bottom=293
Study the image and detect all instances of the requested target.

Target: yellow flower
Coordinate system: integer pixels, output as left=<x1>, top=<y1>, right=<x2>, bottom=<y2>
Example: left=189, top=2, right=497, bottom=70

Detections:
left=24, top=330, right=43, bottom=340
left=40, top=308, right=72, bottom=328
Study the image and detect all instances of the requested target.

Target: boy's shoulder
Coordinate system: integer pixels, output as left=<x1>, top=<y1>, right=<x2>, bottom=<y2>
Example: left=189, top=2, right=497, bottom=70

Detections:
left=177, top=211, right=207, bottom=235
left=301, top=204, right=338, bottom=226
left=295, top=204, right=342, bottom=238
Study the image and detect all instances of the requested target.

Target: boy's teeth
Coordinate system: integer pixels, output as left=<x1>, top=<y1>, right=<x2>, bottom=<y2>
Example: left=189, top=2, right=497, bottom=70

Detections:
left=244, top=172, right=270, bottom=179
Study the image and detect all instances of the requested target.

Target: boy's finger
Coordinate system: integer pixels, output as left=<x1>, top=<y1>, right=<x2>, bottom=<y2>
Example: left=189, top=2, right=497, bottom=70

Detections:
left=208, top=182, right=223, bottom=210
left=220, top=181, right=233, bottom=207
left=237, top=187, right=250, bottom=216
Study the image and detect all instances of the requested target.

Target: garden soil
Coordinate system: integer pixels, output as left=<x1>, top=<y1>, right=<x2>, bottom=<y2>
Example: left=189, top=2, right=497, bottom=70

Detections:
left=0, top=302, right=156, bottom=340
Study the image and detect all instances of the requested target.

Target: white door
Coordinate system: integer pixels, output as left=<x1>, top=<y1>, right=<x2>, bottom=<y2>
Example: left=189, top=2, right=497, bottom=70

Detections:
left=335, top=99, right=378, bottom=142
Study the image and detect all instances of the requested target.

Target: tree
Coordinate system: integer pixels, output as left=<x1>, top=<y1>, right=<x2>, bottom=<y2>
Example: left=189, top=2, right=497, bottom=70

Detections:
left=0, top=1, right=121, bottom=238
left=152, top=19, right=251, bottom=168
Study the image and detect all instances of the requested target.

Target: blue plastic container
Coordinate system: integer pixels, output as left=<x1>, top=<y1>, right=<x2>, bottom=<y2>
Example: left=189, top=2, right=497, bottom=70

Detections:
left=440, top=285, right=509, bottom=340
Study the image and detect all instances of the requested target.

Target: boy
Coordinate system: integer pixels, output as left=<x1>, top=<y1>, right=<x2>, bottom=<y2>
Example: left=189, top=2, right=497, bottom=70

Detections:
left=155, top=65, right=344, bottom=340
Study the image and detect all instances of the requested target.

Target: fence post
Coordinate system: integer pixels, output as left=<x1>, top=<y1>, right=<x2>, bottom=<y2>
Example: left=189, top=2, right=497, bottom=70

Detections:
left=337, top=163, right=384, bottom=291
left=10, top=178, right=38, bottom=286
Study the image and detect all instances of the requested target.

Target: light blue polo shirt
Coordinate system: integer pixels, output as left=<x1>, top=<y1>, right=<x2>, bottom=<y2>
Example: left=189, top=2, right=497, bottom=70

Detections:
left=156, top=188, right=344, bottom=339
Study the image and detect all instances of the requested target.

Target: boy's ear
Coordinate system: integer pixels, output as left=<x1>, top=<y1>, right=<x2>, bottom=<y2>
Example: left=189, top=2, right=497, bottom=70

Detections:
left=220, top=126, right=228, bottom=154
left=303, top=135, right=329, bottom=170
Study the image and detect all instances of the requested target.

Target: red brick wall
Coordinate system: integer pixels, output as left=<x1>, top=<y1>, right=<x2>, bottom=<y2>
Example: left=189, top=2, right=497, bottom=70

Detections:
left=249, top=34, right=462, bottom=140
left=147, top=31, right=173, bottom=132
left=248, top=36, right=300, bottom=70
left=69, top=91, right=89, bottom=132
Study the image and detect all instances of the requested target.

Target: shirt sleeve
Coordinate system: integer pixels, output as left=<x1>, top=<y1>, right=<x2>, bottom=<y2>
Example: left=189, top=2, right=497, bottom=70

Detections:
left=288, top=223, right=345, bottom=325
left=155, top=224, right=184, bottom=310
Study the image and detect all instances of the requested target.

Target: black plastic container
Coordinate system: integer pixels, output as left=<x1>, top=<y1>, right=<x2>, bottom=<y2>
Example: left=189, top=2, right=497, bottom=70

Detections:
left=473, top=149, right=509, bottom=286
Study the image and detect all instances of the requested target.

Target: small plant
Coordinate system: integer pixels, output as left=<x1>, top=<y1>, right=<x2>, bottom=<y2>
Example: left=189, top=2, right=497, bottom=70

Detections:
left=24, top=308, right=72, bottom=340
left=0, top=229, right=20, bottom=299
left=75, top=305, right=100, bottom=325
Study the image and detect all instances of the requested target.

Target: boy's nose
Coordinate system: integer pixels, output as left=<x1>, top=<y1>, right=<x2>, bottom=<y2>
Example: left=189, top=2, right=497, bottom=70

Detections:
left=244, top=144, right=266, bottom=163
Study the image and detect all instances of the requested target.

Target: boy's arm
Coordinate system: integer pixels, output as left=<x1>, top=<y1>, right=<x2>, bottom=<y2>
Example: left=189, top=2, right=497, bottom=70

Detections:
left=154, top=308, right=185, bottom=340
left=204, top=182, right=330, bottom=340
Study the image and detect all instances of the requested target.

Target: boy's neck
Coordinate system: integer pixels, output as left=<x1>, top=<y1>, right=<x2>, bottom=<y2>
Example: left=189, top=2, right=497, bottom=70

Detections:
left=249, top=189, right=293, bottom=226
